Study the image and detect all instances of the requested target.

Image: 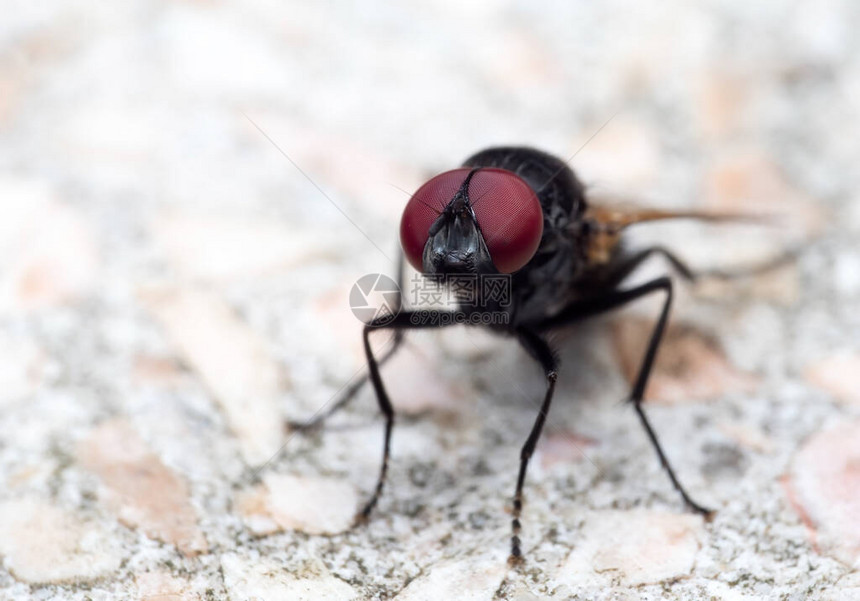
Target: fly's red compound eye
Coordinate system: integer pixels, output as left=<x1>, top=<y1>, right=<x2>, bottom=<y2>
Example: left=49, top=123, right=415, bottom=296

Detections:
left=468, top=168, right=544, bottom=273
left=400, top=168, right=471, bottom=272
left=399, top=168, right=544, bottom=274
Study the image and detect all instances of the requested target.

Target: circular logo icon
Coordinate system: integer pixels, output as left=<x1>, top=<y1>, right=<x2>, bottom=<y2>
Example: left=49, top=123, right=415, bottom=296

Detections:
left=349, top=273, right=401, bottom=326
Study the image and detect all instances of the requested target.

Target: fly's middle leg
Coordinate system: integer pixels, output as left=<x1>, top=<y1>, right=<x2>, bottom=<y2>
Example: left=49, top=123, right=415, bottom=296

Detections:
left=509, top=328, right=559, bottom=565
left=537, top=276, right=713, bottom=518
left=357, top=309, right=465, bottom=524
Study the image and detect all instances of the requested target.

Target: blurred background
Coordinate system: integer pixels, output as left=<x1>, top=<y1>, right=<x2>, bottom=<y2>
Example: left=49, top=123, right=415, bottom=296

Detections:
left=1, top=1, right=859, bottom=599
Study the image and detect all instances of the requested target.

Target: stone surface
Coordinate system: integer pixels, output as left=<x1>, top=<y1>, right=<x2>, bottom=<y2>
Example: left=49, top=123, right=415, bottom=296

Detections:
left=78, top=419, right=208, bottom=556
left=135, top=571, right=197, bottom=601
left=237, top=473, right=359, bottom=536
left=221, top=554, right=359, bottom=601
left=0, top=332, right=45, bottom=407
left=805, top=352, right=860, bottom=405
left=153, top=212, right=335, bottom=283
left=141, top=286, right=286, bottom=465
left=613, top=318, right=757, bottom=404
left=0, top=498, right=122, bottom=584
left=392, top=554, right=508, bottom=601
left=789, top=421, right=860, bottom=566
left=557, top=510, right=704, bottom=587
left=570, top=115, right=662, bottom=192
left=383, top=343, right=468, bottom=415
left=0, top=1, right=857, bottom=599
left=703, top=152, right=825, bottom=242
left=0, top=181, right=99, bottom=314
left=536, top=429, right=597, bottom=469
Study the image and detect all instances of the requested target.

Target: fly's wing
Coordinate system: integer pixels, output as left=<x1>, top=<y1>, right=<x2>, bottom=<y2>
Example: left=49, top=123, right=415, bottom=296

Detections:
left=583, top=199, right=769, bottom=265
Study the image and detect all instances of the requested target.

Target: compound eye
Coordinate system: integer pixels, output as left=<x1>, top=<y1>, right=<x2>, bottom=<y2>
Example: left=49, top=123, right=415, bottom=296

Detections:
left=399, top=168, right=543, bottom=274
left=400, top=168, right=472, bottom=272
left=468, top=168, right=543, bottom=273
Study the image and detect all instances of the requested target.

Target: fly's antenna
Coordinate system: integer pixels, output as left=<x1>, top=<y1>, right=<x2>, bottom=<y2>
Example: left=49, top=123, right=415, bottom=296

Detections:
left=535, top=110, right=620, bottom=196
left=388, top=182, right=441, bottom=215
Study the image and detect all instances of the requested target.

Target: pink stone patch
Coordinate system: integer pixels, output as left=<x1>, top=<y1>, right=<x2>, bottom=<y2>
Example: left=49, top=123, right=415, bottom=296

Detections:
left=571, top=116, right=662, bottom=191
left=131, top=355, right=187, bottom=388
left=237, top=473, right=358, bottom=536
left=384, top=343, right=466, bottom=415
left=313, top=282, right=366, bottom=363
left=0, top=180, right=99, bottom=314
left=538, top=430, right=598, bottom=469
left=136, top=570, right=195, bottom=601
left=789, top=421, right=860, bottom=565
left=613, top=318, right=757, bottom=404
left=694, top=68, right=749, bottom=141
left=0, top=333, right=46, bottom=407
left=804, top=352, right=860, bottom=405
left=694, top=262, right=801, bottom=306
left=0, top=498, right=121, bottom=584
left=392, top=554, right=507, bottom=601
left=78, top=419, right=208, bottom=556
left=141, top=286, right=286, bottom=464
left=717, top=422, right=776, bottom=454
left=704, top=152, right=825, bottom=241
left=558, top=510, right=704, bottom=586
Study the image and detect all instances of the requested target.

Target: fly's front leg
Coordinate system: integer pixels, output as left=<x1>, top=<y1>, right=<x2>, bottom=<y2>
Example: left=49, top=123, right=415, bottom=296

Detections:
left=539, top=276, right=712, bottom=517
left=509, top=328, right=558, bottom=564
left=357, top=309, right=464, bottom=524
left=287, top=333, right=402, bottom=432
left=288, top=253, right=407, bottom=432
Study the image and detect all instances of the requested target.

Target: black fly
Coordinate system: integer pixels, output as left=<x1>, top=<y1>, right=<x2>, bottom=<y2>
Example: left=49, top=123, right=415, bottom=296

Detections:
left=295, top=146, right=766, bottom=563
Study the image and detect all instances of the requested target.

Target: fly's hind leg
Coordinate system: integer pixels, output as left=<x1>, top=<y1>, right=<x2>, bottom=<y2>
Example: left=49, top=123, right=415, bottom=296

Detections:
left=615, top=277, right=712, bottom=516
left=538, top=277, right=713, bottom=517
left=603, top=245, right=797, bottom=289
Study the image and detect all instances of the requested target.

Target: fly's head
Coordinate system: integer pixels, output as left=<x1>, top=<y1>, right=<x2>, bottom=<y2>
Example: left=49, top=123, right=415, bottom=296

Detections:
left=400, top=167, right=544, bottom=278
left=421, top=170, right=494, bottom=276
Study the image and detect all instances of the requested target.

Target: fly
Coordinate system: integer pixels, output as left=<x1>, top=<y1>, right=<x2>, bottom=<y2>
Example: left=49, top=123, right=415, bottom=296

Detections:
left=294, top=146, right=777, bottom=564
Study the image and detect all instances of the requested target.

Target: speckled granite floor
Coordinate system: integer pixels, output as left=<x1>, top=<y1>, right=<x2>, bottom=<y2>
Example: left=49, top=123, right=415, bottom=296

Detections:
left=1, top=2, right=860, bottom=600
